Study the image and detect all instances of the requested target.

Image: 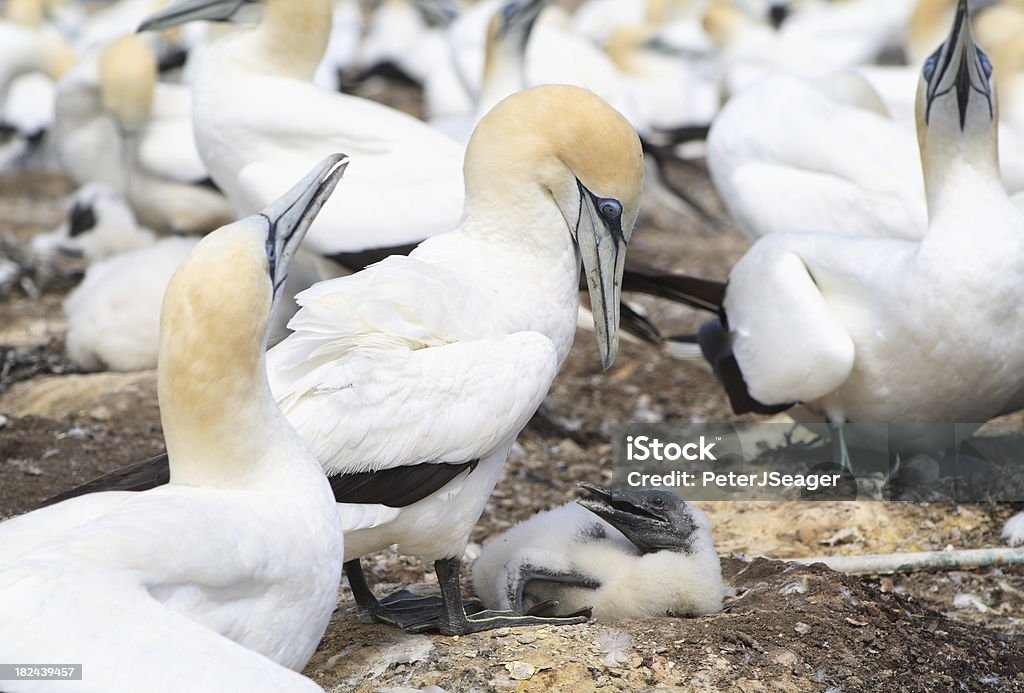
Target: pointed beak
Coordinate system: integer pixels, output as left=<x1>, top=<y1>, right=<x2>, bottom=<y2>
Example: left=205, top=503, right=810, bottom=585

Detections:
left=262, top=154, right=348, bottom=295
left=138, top=0, right=251, bottom=32
left=924, top=0, right=993, bottom=129
left=574, top=183, right=627, bottom=371
left=499, top=0, right=545, bottom=45
left=577, top=482, right=666, bottom=533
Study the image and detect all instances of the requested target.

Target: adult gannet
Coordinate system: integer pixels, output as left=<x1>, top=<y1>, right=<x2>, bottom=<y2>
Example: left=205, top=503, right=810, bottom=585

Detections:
left=683, top=1, right=1024, bottom=502
left=52, top=35, right=234, bottom=235
left=0, top=156, right=348, bottom=688
left=703, top=0, right=914, bottom=96
left=138, top=0, right=466, bottom=257
left=706, top=70, right=928, bottom=240
left=472, top=484, right=725, bottom=621
left=0, top=0, right=75, bottom=166
left=45, top=85, right=645, bottom=635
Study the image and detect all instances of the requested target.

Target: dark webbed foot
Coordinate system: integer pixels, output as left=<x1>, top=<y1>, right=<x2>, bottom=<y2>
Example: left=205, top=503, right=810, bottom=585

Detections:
left=433, top=557, right=589, bottom=635
left=344, top=560, right=484, bottom=631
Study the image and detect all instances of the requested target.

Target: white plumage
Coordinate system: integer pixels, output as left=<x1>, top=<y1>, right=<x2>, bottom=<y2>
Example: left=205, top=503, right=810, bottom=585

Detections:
left=707, top=71, right=927, bottom=241
left=0, top=156, right=350, bottom=687
left=472, top=489, right=725, bottom=621
left=159, top=0, right=465, bottom=255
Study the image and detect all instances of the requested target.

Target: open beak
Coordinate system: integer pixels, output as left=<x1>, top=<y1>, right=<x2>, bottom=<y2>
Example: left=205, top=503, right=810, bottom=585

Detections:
left=924, top=0, right=993, bottom=129
left=574, top=183, right=627, bottom=371
left=138, top=0, right=253, bottom=32
left=261, top=154, right=348, bottom=298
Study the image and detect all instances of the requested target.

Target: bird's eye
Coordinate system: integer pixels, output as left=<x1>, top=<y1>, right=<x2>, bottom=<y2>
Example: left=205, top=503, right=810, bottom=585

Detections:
left=650, top=497, right=665, bottom=508
left=598, top=199, right=622, bottom=220
left=978, top=48, right=993, bottom=79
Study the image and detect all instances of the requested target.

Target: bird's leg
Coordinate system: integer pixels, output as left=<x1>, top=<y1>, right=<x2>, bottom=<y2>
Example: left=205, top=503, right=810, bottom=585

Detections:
left=830, top=421, right=853, bottom=474
left=433, top=557, right=589, bottom=636
left=344, top=559, right=445, bottom=629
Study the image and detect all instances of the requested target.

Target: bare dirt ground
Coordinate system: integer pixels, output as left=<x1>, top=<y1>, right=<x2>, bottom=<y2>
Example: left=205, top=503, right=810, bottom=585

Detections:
left=2, top=86, right=1024, bottom=691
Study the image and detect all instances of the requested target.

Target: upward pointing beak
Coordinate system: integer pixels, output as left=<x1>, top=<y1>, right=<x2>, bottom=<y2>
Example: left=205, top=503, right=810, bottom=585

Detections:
left=261, top=154, right=348, bottom=295
left=138, top=0, right=251, bottom=32
left=924, top=0, right=993, bottom=128
left=575, top=183, right=627, bottom=371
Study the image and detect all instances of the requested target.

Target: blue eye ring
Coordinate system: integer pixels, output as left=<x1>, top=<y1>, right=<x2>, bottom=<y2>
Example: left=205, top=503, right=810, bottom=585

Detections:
left=978, top=47, right=993, bottom=79
left=923, top=49, right=940, bottom=82
left=598, top=199, right=622, bottom=220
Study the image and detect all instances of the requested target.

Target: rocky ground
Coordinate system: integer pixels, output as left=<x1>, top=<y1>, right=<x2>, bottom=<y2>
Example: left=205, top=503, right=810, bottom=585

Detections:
left=2, top=82, right=1024, bottom=692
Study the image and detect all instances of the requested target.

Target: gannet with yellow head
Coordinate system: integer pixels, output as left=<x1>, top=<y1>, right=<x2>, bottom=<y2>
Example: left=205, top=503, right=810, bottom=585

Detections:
left=45, top=86, right=645, bottom=635
left=138, top=0, right=466, bottom=258
left=0, top=156, right=348, bottom=687
left=669, top=1, right=1024, bottom=476
left=51, top=34, right=235, bottom=234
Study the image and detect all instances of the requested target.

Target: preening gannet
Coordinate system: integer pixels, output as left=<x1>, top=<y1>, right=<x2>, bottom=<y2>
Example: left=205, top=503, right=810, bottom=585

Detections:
left=138, top=0, right=466, bottom=256
left=0, top=156, right=348, bottom=690
left=706, top=70, right=928, bottom=241
left=674, top=2, right=1024, bottom=479
left=46, top=85, right=645, bottom=635
left=472, top=484, right=725, bottom=621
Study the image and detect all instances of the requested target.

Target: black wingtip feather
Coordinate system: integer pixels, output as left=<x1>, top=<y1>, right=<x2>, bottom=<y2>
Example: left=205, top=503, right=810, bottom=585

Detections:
left=38, top=452, right=171, bottom=509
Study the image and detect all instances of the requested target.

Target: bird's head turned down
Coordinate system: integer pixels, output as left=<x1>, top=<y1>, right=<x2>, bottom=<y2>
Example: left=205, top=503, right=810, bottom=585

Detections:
left=157, top=155, right=347, bottom=400
left=916, top=0, right=998, bottom=164
left=465, top=85, right=643, bottom=370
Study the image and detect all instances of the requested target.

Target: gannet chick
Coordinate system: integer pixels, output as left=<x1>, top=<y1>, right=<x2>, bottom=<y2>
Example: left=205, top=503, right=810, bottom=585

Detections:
left=0, top=156, right=348, bottom=688
left=138, top=0, right=466, bottom=257
left=46, top=85, right=645, bottom=636
left=63, top=236, right=198, bottom=372
left=472, top=484, right=725, bottom=621
left=31, top=184, right=157, bottom=263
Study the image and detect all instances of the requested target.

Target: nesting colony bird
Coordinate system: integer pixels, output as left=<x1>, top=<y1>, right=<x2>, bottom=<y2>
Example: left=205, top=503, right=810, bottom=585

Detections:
left=138, top=0, right=466, bottom=258
left=46, top=84, right=645, bottom=635
left=0, top=0, right=76, bottom=168
left=707, top=70, right=928, bottom=241
left=53, top=34, right=234, bottom=235
left=31, top=183, right=157, bottom=263
left=670, top=1, right=1024, bottom=511
left=39, top=185, right=342, bottom=372
left=0, top=156, right=349, bottom=690
left=472, top=484, right=725, bottom=621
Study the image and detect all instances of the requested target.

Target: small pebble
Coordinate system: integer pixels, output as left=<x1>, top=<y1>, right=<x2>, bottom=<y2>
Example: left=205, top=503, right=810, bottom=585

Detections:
left=505, top=661, right=535, bottom=680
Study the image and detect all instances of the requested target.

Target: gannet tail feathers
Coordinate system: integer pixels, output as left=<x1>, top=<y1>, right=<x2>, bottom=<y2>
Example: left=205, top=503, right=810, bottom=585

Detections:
left=621, top=266, right=726, bottom=314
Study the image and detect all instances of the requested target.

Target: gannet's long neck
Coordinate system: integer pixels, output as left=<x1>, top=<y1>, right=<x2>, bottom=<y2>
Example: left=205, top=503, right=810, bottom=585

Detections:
left=478, top=10, right=533, bottom=116
left=249, top=0, right=332, bottom=80
left=449, top=167, right=582, bottom=360
left=921, top=141, right=1003, bottom=222
left=158, top=232, right=312, bottom=489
